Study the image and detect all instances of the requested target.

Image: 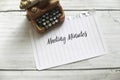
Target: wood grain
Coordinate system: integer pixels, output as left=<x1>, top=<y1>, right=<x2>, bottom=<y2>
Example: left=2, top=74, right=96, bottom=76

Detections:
left=0, top=12, right=35, bottom=69
left=0, top=0, right=120, bottom=79
left=0, top=0, right=120, bottom=11
left=0, top=11, right=120, bottom=70
left=0, top=70, right=120, bottom=80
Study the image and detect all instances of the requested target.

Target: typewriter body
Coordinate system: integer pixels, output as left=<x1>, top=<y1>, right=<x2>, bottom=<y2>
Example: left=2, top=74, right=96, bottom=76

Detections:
left=20, top=0, right=65, bottom=33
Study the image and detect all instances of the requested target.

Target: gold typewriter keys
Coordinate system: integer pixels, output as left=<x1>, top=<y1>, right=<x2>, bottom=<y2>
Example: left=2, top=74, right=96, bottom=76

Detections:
left=20, top=0, right=65, bottom=33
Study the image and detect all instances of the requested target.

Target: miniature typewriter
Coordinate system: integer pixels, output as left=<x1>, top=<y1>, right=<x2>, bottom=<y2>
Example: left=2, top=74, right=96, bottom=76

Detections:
left=20, top=0, right=65, bottom=33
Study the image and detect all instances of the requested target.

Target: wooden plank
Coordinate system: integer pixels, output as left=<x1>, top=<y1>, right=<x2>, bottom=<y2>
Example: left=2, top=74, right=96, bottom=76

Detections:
left=0, top=11, right=120, bottom=70
left=0, top=0, right=120, bottom=11
left=0, top=70, right=120, bottom=80
left=0, top=12, right=35, bottom=69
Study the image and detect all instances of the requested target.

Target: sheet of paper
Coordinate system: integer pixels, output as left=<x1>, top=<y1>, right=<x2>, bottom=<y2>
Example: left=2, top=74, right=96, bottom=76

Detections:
left=30, top=13, right=107, bottom=70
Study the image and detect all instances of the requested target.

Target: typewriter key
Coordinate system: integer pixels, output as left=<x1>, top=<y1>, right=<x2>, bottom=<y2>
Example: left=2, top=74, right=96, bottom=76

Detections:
left=20, top=0, right=65, bottom=33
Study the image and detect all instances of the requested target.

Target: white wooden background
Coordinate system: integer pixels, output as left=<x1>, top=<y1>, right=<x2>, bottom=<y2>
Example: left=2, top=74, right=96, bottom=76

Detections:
left=0, top=0, right=120, bottom=80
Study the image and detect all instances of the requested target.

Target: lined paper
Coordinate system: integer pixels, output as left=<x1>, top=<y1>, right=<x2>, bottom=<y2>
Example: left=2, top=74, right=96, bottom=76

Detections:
left=30, top=13, right=107, bottom=70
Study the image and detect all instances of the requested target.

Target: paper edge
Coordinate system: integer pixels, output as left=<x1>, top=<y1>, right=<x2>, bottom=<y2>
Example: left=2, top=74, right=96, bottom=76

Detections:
left=29, top=13, right=108, bottom=70
left=29, top=29, right=41, bottom=70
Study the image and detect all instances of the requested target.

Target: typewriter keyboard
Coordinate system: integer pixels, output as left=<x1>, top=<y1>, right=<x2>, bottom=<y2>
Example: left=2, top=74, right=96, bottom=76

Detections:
left=36, top=7, right=62, bottom=29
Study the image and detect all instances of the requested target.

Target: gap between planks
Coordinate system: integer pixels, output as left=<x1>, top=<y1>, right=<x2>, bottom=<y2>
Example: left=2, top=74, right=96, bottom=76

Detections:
left=0, top=9, right=120, bottom=13
left=0, top=67, right=120, bottom=71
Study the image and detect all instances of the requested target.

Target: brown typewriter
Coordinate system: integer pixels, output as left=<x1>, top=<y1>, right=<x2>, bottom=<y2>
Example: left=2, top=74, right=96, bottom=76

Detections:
left=20, top=0, right=65, bottom=33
